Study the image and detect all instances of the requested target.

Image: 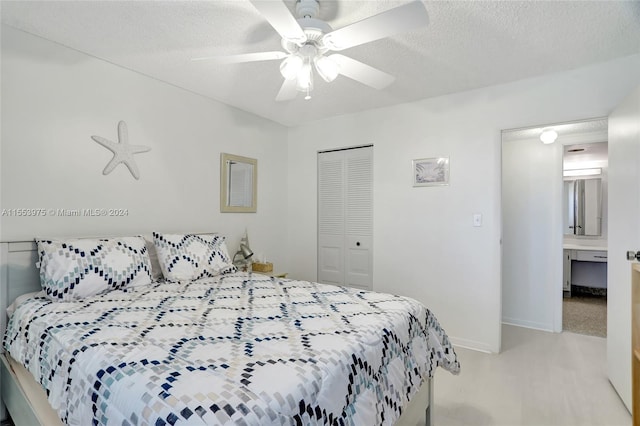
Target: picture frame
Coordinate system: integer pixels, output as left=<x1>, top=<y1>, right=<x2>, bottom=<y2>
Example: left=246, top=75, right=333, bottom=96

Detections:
left=220, top=153, right=258, bottom=213
left=413, top=157, right=450, bottom=186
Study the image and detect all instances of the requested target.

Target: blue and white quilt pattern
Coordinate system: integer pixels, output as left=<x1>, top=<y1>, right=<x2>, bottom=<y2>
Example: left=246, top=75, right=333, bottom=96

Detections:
left=4, top=273, right=460, bottom=425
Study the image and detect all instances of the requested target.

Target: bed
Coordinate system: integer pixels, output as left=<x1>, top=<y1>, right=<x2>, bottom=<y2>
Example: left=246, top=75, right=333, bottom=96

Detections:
left=0, top=236, right=459, bottom=425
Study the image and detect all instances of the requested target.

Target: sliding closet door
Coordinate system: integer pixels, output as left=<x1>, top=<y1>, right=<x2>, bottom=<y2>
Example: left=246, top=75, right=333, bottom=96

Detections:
left=318, top=146, right=373, bottom=290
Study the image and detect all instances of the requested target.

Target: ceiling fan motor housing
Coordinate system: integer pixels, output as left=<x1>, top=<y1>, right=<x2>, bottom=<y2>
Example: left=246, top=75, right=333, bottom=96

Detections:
left=282, top=17, right=332, bottom=54
left=296, top=0, right=320, bottom=19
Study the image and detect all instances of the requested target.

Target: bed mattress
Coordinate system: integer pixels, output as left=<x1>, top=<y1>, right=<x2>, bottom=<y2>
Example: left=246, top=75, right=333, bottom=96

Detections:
left=4, top=273, right=459, bottom=425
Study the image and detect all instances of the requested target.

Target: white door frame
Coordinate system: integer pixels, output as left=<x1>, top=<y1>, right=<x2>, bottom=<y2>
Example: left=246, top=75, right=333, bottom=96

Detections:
left=501, top=118, right=607, bottom=336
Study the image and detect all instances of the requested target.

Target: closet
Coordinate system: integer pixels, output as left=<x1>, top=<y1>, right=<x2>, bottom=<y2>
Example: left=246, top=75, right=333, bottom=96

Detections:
left=317, top=145, right=373, bottom=290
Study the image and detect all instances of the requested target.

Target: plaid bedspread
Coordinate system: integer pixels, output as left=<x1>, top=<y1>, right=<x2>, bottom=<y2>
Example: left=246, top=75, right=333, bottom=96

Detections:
left=4, top=273, right=459, bottom=425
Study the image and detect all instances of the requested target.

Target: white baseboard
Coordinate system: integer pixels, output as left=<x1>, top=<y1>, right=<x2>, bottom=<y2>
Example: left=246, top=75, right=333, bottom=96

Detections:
left=448, top=336, right=495, bottom=354
left=502, top=317, right=554, bottom=333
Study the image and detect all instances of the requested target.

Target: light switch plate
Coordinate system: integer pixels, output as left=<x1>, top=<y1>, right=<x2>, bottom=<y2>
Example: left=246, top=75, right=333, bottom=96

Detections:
left=473, top=213, right=482, bottom=227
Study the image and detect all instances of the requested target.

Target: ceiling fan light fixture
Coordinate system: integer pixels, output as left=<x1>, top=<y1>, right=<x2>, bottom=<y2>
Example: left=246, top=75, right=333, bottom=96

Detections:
left=314, top=56, right=339, bottom=82
left=280, top=54, right=304, bottom=80
left=296, top=62, right=314, bottom=92
left=229, top=0, right=430, bottom=102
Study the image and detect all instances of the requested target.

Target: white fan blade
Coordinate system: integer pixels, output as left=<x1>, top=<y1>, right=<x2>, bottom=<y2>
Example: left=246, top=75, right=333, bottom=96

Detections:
left=249, top=0, right=307, bottom=44
left=191, top=51, right=288, bottom=64
left=275, top=78, right=298, bottom=102
left=329, top=54, right=395, bottom=90
left=322, top=1, right=429, bottom=51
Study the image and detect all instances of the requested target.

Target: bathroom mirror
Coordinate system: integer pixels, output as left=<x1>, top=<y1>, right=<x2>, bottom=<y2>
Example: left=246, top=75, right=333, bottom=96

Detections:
left=563, top=177, right=602, bottom=236
left=220, top=153, right=257, bottom=213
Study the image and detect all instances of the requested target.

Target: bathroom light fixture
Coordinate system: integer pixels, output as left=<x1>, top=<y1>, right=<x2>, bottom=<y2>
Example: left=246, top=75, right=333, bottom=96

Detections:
left=540, top=128, right=558, bottom=144
left=563, top=168, right=602, bottom=177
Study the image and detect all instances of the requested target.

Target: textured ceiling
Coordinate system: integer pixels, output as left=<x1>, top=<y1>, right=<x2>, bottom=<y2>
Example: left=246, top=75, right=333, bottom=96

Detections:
left=2, top=1, right=639, bottom=127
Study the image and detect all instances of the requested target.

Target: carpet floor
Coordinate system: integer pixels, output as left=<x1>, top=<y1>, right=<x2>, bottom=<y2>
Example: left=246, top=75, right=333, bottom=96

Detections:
left=563, top=293, right=607, bottom=337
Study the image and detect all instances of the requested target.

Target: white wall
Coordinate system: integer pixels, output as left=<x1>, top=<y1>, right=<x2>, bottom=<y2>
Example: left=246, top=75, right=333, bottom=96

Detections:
left=0, top=26, right=289, bottom=268
left=287, top=53, right=640, bottom=353
left=502, top=136, right=563, bottom=332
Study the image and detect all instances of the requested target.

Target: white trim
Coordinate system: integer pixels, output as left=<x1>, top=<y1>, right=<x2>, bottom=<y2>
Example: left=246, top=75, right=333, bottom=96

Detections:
left=449, top=336, right=495, bottom=354
left=501, top=318, right=555, bottom=333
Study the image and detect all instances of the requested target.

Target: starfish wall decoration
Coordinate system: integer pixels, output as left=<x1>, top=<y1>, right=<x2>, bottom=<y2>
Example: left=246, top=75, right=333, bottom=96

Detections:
left=91, top=121, right=151, bottom=180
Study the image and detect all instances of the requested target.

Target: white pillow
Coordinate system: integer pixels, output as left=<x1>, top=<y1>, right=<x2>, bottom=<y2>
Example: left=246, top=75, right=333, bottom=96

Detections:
left=37, top=237, right=152, bottom=302
left=152, top=232, right=236, bottom=282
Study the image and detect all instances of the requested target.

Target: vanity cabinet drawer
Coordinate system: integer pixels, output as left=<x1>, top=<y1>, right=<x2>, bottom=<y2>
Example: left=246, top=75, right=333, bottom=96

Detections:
left=576, top=250, right=608, bottom=262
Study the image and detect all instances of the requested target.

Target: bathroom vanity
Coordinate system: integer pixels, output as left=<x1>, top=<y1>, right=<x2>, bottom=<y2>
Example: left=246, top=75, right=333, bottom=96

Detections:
left=563, top=244, right=608, bottom=296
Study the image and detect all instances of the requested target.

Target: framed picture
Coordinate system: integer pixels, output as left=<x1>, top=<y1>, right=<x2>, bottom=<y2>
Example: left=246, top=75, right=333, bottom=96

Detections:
left=413, top=157, right=450, bottom=186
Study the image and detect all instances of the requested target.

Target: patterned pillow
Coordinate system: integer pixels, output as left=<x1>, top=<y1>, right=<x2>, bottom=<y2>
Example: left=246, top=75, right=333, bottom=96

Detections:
left=37, top=237, right=153, bottom=302
left=152, top=232, right=237, bottom=282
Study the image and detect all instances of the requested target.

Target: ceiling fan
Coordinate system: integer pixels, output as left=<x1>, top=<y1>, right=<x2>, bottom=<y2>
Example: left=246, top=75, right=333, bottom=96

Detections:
left=193, top=0, right=429, bottom=101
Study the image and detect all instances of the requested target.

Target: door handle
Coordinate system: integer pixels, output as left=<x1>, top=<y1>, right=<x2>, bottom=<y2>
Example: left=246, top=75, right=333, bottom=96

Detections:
left=356, top=242, right=361, bottom=247
left=626, top=251, right=640, bottom=261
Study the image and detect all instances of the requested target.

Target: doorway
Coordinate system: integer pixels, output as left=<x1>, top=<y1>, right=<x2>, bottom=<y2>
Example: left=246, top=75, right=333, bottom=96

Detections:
left=562, top=140, right=609, bottom=337
left=501, top=117, right=608, bottom=335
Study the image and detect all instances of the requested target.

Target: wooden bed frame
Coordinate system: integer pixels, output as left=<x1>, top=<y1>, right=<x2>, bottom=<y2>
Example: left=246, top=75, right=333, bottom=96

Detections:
left=0, top=240, right=434, bottom=426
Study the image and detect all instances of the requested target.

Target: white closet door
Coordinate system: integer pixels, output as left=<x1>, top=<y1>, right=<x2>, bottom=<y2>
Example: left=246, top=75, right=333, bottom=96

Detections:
left=318, top=146, right=373, bottom=290
left=318, top=151, right=345, bottom=285
left=344, top=148, right=373, bottom=289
